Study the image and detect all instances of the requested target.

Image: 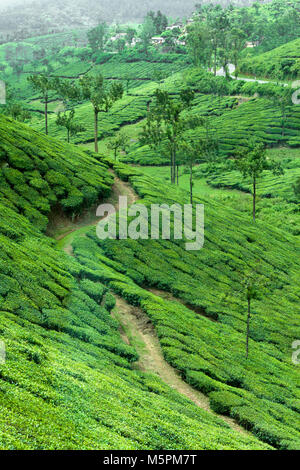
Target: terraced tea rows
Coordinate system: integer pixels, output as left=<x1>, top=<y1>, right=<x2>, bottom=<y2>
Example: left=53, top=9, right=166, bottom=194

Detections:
left=70, top=161, right=300, bottom=450
left=0, top=117, right=270, bottom=450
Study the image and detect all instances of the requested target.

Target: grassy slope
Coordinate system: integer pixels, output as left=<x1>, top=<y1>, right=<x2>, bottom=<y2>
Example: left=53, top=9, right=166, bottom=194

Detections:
left=2, top=38, right=299, bottom=153
left=70, top=161, right=300, bottom=450
left=240, top=38, right=300, bottom=79
left=138, top=147, right=300, bottom=237
left=0, top=114, right=113, bottom=230
left=0, top=116, right=268, bottom=450
left=122, top=94, right=300, bottom=166
left=1, top=35, right=299, bottom=450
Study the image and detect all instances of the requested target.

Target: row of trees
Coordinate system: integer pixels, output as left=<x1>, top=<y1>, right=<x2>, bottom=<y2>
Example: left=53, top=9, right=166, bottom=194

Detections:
left=187, top=1, right=300, bottom=75
left=194, top=1, right=300, bottom=53
left=27, top=73, right=124, bottom=150
left=187, top=6, right=247, bottom=76
left=140, top=85, right=285, bottom=220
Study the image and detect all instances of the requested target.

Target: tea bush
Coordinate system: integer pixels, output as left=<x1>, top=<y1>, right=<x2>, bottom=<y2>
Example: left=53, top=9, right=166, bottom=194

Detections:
left=0, top=115, right=113, bottom=227
left=72, top=162, right=300, bottom=449
left=0, top=119, right=269, bottom=450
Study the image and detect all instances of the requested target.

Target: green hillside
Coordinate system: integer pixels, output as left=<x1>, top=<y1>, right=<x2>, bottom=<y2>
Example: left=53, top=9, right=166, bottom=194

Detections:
left=27, top=66, right=300, bottom=155
left=0, top=115, right=113, bottom=230
left=240, top=38, right=300, bottom=80
left=69, top=161, right=300, bottom=450
left=0, top=115, right=272, bottom=450
left=0, top=1, right=299, bottom=452
left=137, top=147, right=300, bottom=237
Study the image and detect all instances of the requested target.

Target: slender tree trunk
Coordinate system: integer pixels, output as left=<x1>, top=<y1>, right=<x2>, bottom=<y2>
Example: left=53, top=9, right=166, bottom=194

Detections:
left=176, top=164, right=179, bottom=185
left=173, top=147, right=176, bottom=185
left=190, top=162, right=193, bottom=205
left=94, top=110, right=99, bottom=153
left=281, top=105, right=286, bottom=137
left=67, top=129, right=70, bottom=143
left=234, top=58, right=238, bottom=79
left=253, top=176, right=256, bottom=222
left=45, top=96, right=48, bottom=135
left=170, top=148, right=175, bottom=184
left=246, top=298, right=251, bottom=359
left=214, top=48, right=217, bottom=76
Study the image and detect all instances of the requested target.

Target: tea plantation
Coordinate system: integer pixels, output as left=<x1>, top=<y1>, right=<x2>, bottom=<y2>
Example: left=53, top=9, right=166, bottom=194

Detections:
left=0, top=114, right=113, bottom=229
left=70, top=161, right=300, bottom=450
left=240, top=38, right=300, bottom=80
left=0, top=117, right=273, bottom=450
left=0, top=11, right=299, bottom=451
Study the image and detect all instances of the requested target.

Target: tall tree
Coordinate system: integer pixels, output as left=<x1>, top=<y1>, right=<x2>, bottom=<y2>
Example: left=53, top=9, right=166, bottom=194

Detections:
left=4, top=103, right=31, bottom=122
left=181, top=129, right=219, bottom=205
left=146, top=10, right=168, bottom=34
left=87, top=22, right=107, bottom=53
left=206, top=5, right=227, bottom=76
left=27, top=74, right=56, bottom=134
left=234, top=141, right=284, bottom=222
left=126, top=27, right=136, bottom=45
left=140, top=88, right=197, bottom=184
left=79, top=75, right=123, bottom=153
left=139, top=16, right=156, bottom=55
left=230, top=27, right=246, bottom=78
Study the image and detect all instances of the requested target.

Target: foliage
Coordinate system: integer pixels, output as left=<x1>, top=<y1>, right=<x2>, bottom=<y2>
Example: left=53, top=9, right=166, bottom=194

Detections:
left=240, top=38, right=300, bottom=79
left=0, top=114, right=113, bottom=226
left=56, top=109, right=86, bottom=143
left=87, top=22, right=108, bottom=53
left=77, top=161, right=300, bottom=450
left=233, top=140, right=284, bottom=220
left=0, top=117, right=270, bottom=450
left=107, top=132, right=130, bottom=160
left=146, top=11, right=168, bottom=35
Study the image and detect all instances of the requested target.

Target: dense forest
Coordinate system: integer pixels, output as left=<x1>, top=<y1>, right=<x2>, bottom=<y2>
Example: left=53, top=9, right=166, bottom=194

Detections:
left=0, top=0, right=299, bottom=454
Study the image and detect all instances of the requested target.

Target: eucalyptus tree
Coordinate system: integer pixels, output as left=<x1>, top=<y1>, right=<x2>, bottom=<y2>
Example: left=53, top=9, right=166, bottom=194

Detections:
left=140, top=88, right=197, bottom=184
left=234, top=141, right=283, bottom=222
left=186, top=21, right=212, bottom=68
left=79, top=75, right=123, bottom=153
left=27, top=74, right=57, bottom=134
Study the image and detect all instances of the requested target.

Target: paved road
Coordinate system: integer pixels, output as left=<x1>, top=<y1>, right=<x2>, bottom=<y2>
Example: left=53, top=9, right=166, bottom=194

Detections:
left=213, top=63, right=288, bottom=86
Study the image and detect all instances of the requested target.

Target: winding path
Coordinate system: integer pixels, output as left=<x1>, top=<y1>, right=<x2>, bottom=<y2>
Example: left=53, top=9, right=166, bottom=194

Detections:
left=57, top=171, right=253, bottom=438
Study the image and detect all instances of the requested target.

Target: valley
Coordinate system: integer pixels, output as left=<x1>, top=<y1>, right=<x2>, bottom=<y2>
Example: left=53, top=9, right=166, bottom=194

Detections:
left=0, top=0, right=299, bottom=453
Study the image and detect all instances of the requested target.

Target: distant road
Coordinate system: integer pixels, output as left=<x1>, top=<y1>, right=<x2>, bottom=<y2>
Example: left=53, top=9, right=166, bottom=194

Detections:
left=214, top=64, right=288, bottom=86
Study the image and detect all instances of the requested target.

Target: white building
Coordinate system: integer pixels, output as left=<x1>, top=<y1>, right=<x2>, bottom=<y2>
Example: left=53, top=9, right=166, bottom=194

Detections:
left=151, top=37, right=165, bottom=45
